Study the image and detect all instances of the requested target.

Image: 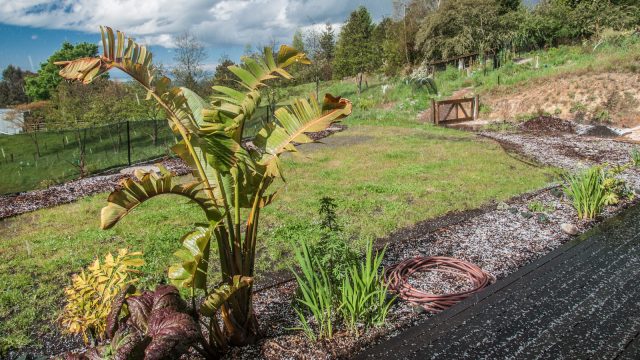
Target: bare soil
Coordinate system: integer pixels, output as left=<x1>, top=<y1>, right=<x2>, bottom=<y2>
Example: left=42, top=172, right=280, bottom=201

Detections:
left=484, top=72, right=640, bottom=127
left=520, top=116, right=576, bottom=133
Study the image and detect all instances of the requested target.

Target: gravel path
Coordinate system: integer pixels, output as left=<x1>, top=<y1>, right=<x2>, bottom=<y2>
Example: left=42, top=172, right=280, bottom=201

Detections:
left=482, top=131, right=640, bottom=189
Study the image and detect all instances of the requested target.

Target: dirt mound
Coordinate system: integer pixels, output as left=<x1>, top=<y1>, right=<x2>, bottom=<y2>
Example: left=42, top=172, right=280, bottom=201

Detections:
left=520, top=116, right=576, bottom=133
left=582, top=125, right=620, bottom=138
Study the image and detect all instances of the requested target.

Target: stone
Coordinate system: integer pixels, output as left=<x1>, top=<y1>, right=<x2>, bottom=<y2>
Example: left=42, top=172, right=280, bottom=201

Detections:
left=521, top=211, right=534, bottom=219
left=537, top=213, right=550, bottom=223
left=561, top=223, right=579, bottom=235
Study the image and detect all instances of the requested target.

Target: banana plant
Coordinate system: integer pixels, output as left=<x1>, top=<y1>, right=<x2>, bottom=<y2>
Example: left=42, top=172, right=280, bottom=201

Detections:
left=56, top=26, right=352, bottom=348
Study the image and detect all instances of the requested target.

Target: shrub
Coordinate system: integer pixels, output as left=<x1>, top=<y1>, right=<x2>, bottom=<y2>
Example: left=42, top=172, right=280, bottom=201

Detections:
left=563, top=164, right=633, bottom=219
left=65, top=279, right=252, bottom=360
left=60, top=249, right=144, bottom=344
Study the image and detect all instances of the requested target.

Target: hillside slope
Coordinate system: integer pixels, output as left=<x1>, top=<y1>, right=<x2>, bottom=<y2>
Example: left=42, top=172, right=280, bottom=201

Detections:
left=483, top=72, right=640, bottom=127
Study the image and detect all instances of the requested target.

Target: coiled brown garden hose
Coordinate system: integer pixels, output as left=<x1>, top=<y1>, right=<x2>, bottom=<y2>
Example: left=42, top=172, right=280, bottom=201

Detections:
left=385, top=256, right=494, bottom=313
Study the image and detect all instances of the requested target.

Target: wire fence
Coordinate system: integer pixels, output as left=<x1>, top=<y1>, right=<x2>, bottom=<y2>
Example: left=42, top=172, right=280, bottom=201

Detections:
left=0, top=120, right=178, bottom=194
left=0, top=107, right=272, bottom=195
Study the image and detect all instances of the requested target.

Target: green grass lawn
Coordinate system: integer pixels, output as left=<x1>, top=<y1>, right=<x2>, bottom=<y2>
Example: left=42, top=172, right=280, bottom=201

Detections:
left=0, top=116, right=555, bottom=352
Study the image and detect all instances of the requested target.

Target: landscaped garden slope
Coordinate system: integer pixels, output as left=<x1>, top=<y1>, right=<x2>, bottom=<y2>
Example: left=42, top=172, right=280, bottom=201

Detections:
left=0, top=120, right=553, bottom=354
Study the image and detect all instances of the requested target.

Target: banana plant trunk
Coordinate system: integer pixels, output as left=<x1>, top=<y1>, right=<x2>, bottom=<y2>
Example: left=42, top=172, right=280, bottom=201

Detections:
left=213, top=178, right=267, bottom=345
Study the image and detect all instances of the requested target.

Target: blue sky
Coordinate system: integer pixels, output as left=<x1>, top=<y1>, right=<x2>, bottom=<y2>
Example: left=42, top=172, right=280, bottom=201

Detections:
left=0, top=0, right=394, bottom=75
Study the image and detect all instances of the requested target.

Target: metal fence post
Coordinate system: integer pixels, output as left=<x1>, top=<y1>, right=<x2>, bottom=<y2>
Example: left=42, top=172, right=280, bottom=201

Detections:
left=126, top=120, right=131, bottom=166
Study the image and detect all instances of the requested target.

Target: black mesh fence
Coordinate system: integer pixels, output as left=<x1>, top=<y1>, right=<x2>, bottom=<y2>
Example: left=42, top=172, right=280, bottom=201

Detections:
left=0, top=120, right=178, bottom=194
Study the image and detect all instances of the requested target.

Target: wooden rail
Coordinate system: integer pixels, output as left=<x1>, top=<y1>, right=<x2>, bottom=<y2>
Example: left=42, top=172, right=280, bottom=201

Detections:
left=432, top=96, right=479, bottom=124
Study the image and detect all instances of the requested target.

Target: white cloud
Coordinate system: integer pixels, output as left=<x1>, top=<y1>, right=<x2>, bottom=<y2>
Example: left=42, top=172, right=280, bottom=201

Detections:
left=31, top=34, right=38, bottom=40
left=0, top=0, right=391, bottom=48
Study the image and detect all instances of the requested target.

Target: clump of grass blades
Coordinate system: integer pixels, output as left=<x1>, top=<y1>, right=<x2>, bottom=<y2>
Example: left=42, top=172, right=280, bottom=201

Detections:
left=339, top=241, right=394, bottom=337
left=291, top=242, right=335, bottom=341
left=630, top=148, right=640, bottom=167
left=563, top=164, right=633, bottom=219
left=291, top=239, right=394, bottom=341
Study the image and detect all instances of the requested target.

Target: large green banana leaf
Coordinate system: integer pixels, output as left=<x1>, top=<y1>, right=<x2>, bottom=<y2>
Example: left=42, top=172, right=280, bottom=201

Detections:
left=168, top=227, right=212, bottom=290
left=100, top=166, right=221, bottom=230
left=200, top=276, right=253, bottom=317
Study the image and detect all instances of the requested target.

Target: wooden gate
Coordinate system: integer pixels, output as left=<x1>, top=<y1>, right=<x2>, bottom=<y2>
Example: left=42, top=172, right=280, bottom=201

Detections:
left=432, top=96, right=479, bottom=124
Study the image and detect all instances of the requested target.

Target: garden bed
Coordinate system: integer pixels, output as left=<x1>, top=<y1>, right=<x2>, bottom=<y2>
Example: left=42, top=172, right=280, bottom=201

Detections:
left=230, top=187, right=636, bottom=359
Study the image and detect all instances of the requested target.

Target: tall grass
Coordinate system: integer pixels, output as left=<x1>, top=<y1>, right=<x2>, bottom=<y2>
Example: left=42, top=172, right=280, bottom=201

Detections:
left=291, top=242, right=335, bottom=341
left=339, top=241, right=394, bottom=337
left=563, top=166, right=607, bottom=219
left=563, top=164, right=632, bottom=219
left=291, top=240, right=394, bottom=340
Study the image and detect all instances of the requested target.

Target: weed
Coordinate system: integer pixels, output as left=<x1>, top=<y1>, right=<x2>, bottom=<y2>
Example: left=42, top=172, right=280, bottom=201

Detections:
left=592, top=109, right=611, bottom=123
left=479, top=104, right=492, bottom=115
left=630, top=148, right=640, bottom=167
left=527, top=201, right=555, bottom=213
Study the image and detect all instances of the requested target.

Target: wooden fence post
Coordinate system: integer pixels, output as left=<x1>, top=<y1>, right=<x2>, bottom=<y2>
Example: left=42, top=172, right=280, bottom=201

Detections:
left=432, top=99, right=437, bottom=124
left=474, top=95, right=480, bottom=120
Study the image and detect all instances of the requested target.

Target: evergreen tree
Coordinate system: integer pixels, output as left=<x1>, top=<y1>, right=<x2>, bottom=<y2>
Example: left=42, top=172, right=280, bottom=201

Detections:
left=333, top=6, right=378, bottom=93
left=25, top=42, right=100, bottom=101
left=0, top=65, right=32, bottom=107
left=317, top=24, right=336, bottom=81
left=212, top=56, right=240, bottom=89
left=319, top=23, right=336, bottom=62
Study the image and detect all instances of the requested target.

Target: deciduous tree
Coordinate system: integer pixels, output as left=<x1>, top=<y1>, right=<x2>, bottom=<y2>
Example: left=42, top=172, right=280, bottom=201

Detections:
left=172, top=31, right=208, bottom=94
left=25, top=42, right=100, bottom=101
left=415, top=0, right=508, bottom=63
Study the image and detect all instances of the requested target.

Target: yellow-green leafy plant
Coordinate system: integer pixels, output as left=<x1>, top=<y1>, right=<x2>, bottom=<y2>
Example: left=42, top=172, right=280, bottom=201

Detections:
left=60, top=248, right=144, bottom=344
left=56, top=26, right=352, bottom=348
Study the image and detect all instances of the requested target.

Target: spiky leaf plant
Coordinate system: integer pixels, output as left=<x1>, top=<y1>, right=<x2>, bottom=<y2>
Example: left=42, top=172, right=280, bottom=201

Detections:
left=56, top=26, right=352, bottom=347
